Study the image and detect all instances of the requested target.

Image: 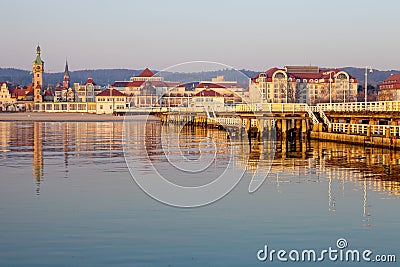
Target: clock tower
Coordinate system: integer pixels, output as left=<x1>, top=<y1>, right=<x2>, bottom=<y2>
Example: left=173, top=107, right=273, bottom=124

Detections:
left=32, top=45, right=44, bottom=102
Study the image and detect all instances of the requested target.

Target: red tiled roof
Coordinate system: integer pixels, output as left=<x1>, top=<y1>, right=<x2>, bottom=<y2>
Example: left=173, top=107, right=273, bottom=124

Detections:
left=96, top=88, right=126, bottom=97
left=137, top=68, right=155, bottom=77
left=26, top=89, right=34, bottom=96
left=381, top=74, right=400, bottom=83
left=291, top=72, right=322, bottom=80
left=193, top=89, right=223, bottom=97
left=84, top=77, right=96, bottom=85
left=112, top=81, right=144, bottom=87
left=378, top=74, right=400, bottom=89
left=43, top=89, right=53, bottom=96
left=10, top=88, right=28, bottom=97
left=265, top=67, right=282, bottom=77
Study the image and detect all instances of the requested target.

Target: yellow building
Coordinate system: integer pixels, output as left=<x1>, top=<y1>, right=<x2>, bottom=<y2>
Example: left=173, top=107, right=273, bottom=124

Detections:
left=95, top=88, right=127, bottom=114
left=0, top=82, right=15, bottom=110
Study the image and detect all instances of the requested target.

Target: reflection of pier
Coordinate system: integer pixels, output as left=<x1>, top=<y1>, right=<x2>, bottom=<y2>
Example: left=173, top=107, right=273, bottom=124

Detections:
left=235, top=137, right=400, bottom=198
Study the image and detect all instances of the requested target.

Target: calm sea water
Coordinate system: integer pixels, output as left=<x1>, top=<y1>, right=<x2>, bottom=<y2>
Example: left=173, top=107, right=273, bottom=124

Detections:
left=0, top=121, right=399, bottom=266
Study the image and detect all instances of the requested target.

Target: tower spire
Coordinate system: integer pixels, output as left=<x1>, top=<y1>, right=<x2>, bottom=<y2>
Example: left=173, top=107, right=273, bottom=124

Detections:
left=63, top=59, right=70, bottom=89
left=64, top=59, right=69, bottom=76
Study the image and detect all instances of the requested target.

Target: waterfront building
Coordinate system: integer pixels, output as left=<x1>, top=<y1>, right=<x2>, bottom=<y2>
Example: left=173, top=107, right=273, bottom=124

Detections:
left=189, top=89, right=225, bottom=109
left=112, top=68, right=180, bottom=107
left=201, top=75, right=245, bottom=95
left=378, top=74, right=400, bottom=101
left=32, top=45, right=44, bottom=103
left=0, top=82, right=15, bottom=110
left=249, top=66, right=358, bottom=105
left=161, top=87, right=193, bottom=107
left=195, top=77, right=244, bottom=105
left=95, top=88, right=127, bottom=114
left=74, top=77, right=102, bottom=103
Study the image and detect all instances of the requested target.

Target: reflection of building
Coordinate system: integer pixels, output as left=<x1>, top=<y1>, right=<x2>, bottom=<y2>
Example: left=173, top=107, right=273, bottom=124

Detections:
left=378, top=74, right=400, bottom=101
left=0, top=123, right=11, bottom=152
left=95, top=88, right=127, bottom=114
left=74, top=77, right=102, bottom=102
left=250, top=66, right=358, bottom=105
left=33, top=122, right=43, bottom=194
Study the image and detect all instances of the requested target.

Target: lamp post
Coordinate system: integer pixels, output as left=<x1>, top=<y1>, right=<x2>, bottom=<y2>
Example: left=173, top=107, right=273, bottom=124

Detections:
left=365, top=66, right=373, bottom=109
left=342, top=80, right=345, bottom=103
left=329, top=72, right=332, bottom=104
left=325, top=71, right=335, bottom=104
left=285, top=82, right=288, bottom=103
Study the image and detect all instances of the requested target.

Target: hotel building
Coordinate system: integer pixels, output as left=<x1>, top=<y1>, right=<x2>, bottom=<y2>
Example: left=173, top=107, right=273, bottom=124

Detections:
left=250, top=66, right=358, bottom=105
left=378, top=74, right=400, bottom=101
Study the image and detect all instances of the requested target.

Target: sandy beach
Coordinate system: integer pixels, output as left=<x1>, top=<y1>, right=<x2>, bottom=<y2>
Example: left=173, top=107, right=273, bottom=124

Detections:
left=0, top=112, right=160, bottom=122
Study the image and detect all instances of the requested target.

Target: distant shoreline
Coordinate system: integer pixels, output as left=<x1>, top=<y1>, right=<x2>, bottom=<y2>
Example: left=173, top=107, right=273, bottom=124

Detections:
left=0, top=112, right=160, bottom=122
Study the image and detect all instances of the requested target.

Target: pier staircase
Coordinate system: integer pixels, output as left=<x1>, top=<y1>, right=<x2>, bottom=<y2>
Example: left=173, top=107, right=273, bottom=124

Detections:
left=304, top=104, right=320, bottom=125
left=317, top=106, right=331, bottom=128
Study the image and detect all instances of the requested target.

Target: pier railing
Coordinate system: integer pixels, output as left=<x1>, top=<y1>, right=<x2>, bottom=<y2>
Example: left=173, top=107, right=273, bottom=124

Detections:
left=235, top=103, right=309, bottom=113
left=131, top=103, right=313, bottom=114
left=331, top=122, right=400, bottom=137
left=316, top=101, right=400, bottom=112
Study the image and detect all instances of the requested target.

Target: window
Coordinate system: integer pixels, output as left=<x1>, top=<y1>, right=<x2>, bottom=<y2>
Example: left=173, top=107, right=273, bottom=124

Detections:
left=100, top=105, right=103, bottom=109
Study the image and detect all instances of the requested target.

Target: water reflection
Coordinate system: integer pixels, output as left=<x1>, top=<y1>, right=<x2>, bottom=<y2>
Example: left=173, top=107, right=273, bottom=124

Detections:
left=33, top=122, right=43, bottom=194
left=0, top=121, right=399, bottom=202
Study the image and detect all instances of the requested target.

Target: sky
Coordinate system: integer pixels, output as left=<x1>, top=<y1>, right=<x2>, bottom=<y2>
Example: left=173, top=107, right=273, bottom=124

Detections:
left=1, top=0, right=399, bottom=72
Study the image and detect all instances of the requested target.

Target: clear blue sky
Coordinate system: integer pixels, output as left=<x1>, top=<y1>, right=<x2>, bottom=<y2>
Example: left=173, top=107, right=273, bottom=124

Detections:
left=1, top=0, right=399, bottom=72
